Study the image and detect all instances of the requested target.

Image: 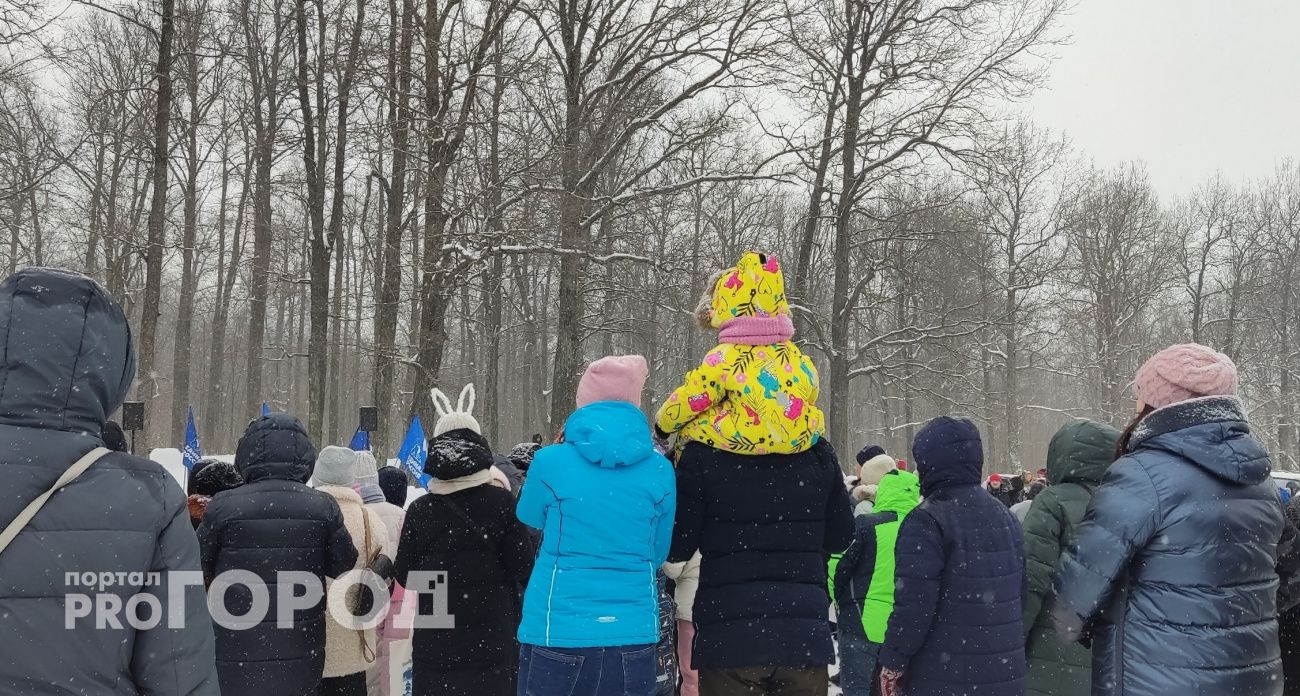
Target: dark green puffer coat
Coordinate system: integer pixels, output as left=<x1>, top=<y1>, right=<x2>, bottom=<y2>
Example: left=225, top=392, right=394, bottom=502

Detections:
left=1022, top=419, right=1119, bottom=696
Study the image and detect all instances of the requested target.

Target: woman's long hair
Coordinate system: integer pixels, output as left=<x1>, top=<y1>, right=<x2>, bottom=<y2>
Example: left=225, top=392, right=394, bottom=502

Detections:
left=1116, top=404, right=1157, bottom=459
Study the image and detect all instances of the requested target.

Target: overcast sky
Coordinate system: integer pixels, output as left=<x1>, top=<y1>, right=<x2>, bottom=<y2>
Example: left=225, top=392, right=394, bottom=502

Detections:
left=1025, top=0, right=1300, bottom=197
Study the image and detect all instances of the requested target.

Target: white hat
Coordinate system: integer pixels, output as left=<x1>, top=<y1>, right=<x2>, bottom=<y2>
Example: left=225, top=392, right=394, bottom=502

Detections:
left=431, top=384, right=481, bottom=437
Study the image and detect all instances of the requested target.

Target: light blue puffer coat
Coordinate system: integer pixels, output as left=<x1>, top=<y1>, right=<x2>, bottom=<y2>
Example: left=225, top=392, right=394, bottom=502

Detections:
left=517, top=401, right=676, bottom=648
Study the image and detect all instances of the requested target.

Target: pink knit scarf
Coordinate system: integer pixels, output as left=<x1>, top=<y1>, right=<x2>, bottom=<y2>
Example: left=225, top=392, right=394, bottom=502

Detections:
left=719, top=314, right=795, bottom=345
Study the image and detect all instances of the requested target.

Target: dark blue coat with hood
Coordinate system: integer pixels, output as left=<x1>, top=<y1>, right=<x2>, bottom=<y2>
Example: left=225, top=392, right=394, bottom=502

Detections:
left=669, top=438, right=854, bottom=669
left=878, top=417, right=1027, bottom=696
left=197, top=413, right=358, bottom=696
left=0, top=268, right=219, bottom=695
left=1051, top=396, right=1286, bottom=696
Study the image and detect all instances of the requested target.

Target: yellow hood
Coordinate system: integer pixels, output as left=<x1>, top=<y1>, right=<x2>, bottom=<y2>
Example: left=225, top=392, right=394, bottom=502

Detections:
left=709, top=252, right=791, bottom=329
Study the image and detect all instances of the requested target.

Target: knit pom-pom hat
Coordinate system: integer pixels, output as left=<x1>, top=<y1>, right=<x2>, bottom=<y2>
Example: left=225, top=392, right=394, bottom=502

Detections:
left=1134, top=343, right=1239, bottom=409
left=431, top=384, right=481, bottom=437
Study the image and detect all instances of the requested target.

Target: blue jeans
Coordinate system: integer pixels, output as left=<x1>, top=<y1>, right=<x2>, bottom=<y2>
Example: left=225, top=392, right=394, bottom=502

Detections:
left=838, top=623, right=881, bottom=696
left=518, top=643, right=658, bottom=696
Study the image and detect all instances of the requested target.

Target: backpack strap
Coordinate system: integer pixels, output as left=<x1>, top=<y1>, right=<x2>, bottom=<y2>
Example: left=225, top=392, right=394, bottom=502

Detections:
left=0, top=447, right=112, bottom=557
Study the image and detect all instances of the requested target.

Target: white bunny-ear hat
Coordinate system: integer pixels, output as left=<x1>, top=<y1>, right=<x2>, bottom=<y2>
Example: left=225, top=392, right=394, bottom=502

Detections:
left=430, top=383, right=481, bottom=437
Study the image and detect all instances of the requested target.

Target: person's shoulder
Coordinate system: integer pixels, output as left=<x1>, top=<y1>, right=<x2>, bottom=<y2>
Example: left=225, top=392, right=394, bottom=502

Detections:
left=1032, top=484, right=1076, bottom=511
left=703, top=342, right=740, bottom=361
left=475, top=483, right=518, bottom=509
left=529, top=442, right=586, bottom=479
left=96, top=450, right=178, bottom=491
left=403, top=492, right=439, bottom=520
left=855, top=510, right=894, bottom=532
left=530, top=443, right=565, bottom=469
left=371, top=500, right=406, bottom=518
left=1105, top=450, right=1167, bottom=490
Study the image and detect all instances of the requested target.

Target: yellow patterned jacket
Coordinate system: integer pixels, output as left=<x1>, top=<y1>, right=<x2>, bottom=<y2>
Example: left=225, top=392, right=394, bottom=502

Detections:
left=656, top=252, right=825, bottom=454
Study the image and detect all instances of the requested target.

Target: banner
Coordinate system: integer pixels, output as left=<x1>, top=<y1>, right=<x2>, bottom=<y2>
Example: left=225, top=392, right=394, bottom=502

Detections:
left=349, top=427, right=371, bottom=451
left=396, top=415, right=429, bottom=488
left=182, top=407, right=203, bottom=470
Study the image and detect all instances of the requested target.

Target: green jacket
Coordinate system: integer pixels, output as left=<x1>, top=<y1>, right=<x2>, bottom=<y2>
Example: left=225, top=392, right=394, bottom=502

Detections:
left=833, top=469, right=921, bottom=642
left=1022, top=419, right=1119, bottom=696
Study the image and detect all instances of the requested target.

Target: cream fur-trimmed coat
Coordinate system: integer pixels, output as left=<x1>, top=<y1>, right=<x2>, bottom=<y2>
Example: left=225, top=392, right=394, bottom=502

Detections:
left=319, top=485, right=394, bottom=679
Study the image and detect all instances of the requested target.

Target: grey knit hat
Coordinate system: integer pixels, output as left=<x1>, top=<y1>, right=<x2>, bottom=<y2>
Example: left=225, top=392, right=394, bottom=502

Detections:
left=354, top=450, right=385, bottom=503
left=315, top=445, right=357, bottom=487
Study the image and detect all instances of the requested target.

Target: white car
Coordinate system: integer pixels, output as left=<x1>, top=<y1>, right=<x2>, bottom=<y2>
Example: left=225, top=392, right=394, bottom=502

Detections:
left=1272, top=470, right=1300, bottom=494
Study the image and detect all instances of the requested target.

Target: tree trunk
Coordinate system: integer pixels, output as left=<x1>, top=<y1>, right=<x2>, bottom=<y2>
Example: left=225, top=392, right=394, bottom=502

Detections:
left=170, top=43, right=202, bottom=444
left=137, top=0, right=176, bottom=450
left=548, top=78, right=593, bottom=432
left=295, top=0, right=329, bottom=438
left=372, top=0, right=414, bottom=449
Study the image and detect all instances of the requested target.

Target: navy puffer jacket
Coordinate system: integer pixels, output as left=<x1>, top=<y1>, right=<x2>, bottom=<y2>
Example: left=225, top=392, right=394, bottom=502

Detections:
left=0, top=268, right=218, bottom=695
left=878, top=417, right=1027, bottom=696
left=1052, top=396, right=1285, bottom=696
left=669, top=439, right=854, bottom=669
left=198, top=414, right=358, bottom=696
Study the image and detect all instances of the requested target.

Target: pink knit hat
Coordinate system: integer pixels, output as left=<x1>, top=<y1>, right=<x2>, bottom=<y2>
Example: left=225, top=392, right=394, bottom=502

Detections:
left=1134, top=343, right=1239, bottom=409
left=575, top=355, right=649, bottom=408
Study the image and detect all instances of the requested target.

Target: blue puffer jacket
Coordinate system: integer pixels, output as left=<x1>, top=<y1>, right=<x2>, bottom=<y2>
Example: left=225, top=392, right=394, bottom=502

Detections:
left=1052, top=396, right=1285, bottom=696
left=878, top=417, right=1027, bottom=696
left=517, top=401, right=676, bottom=648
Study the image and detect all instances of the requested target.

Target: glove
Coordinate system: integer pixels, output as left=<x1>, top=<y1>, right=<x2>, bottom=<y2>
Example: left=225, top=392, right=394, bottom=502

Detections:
left=652, top=426, right=672, bottom=455
left=1051, top=599, right=1092, bottom=647
left=880, top=668, right=903, bottom=696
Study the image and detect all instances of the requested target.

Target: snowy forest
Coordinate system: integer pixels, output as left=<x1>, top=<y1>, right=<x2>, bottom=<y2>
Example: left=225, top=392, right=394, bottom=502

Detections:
left=0, top=0, right=1297, bottom=471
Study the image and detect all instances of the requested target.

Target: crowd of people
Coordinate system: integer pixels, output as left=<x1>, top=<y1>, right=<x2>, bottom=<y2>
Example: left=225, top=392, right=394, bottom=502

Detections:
left=1, top=258, right=1300, bottom=696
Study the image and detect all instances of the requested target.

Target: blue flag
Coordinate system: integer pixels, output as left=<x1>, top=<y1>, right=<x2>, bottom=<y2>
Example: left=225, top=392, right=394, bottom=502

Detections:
left=262, top=402, right=271, bottom=417
left=349, top=428, right=370, bottom=451
left=396, top=415, right=429, bottom=487
left=182, top=406, right=203, bottom=470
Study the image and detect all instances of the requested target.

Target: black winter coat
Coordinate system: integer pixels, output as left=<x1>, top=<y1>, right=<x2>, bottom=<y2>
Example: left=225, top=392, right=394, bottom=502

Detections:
left=394, top=484, right=535, bottom=696
left=0, top=268, right=219, bottom=696
left=669, top=440, right=854, bottom=669
left=1052, top=396, right=1287, bottom=696
left=197, top=413, right=358, bottom=696
left=1281, top=498, right=1300, bottom=696
left=878, top=417, right=1027, bottom=696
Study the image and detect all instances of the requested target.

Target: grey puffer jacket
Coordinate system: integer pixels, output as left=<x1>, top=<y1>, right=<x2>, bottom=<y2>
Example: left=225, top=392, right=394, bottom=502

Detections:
left=1052, top=396, right=1286, bottom=696
left=0, top=268, right=219, bottom=695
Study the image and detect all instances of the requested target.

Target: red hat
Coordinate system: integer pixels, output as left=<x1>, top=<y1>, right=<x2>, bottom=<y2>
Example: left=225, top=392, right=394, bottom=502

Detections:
left=988, top=473, right=1003, bottom=486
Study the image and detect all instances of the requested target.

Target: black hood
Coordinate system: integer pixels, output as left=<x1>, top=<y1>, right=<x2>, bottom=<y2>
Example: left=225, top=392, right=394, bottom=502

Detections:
left=0, top=268, right=135, bottom=435
left=425, top=428, right=495, bottom=481
left=913, top=416, right=985, bottom=497
left=235, top=413, right=317, bottom=483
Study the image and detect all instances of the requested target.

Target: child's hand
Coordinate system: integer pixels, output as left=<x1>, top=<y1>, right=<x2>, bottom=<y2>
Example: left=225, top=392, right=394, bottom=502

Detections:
left=880, top=668, right=904, bottom=696
left=652, top=426, right=672, bottom=456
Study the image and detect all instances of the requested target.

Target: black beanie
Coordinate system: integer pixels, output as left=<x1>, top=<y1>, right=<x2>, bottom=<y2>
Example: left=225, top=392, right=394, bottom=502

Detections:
left=378, top=466, right=409, bottom=507
left=192, top=460, right=243, bottom=497
left=857, top=444, right=887, bottom=466
left=424, top=428, right=495, bottom=480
